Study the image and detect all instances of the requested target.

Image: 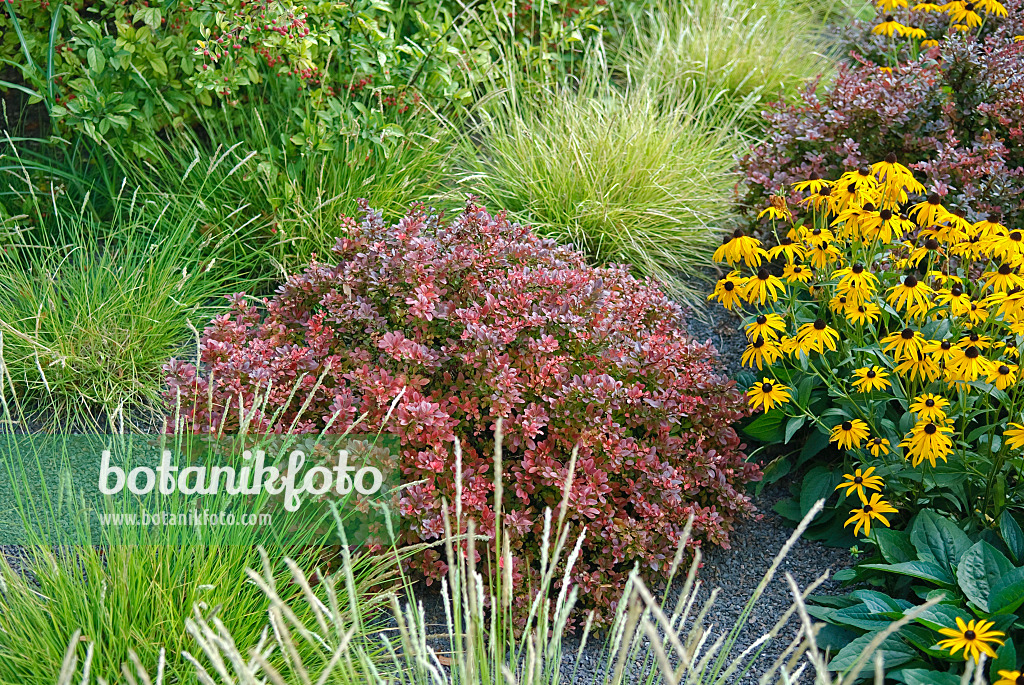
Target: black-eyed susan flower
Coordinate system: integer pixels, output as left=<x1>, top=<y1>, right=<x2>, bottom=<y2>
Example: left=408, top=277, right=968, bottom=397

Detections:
left=744, top=268, right=786, bottom=305
left=745, top=313, right=787, bottom=342
left=910, top=393, right=950, bottom=421
left=807, top=242, right=843, bottom=270
left=896, top=351, right=942, bottom=383
left=909, top=193, right=952, bottom=226
left=742, top=337, right=782, bottom=370
left=713, top=229, right=768, bottom=268
left=872, top=15, right=909, bottom=35
left=946, top=0, right=983, bottom=26
left=746, top=378, right=792, bottom=412
left=914, top=1, right=944, bottom=9
left=847, top=301, right=881, bottom=325
left=984, top=263, right=1024, bottom=293
left=709, top=272, right=747, bottom=310
left=936, top=618, right=1005, bottom=663
left=976, top=0, right=1008, bottom=15
left=844, top=492, right=898, bottom=536
left=877, top=0, right=908, bottom=9
left=994, top=670, right=1024, bottom=685
left=800, top=225, right=837, bottom=248
left=987, top=229, right=1024, bottom=264
left=836, top=466, right=885, bottom=499
left=934, top=284, right=972, bottom=316
left=973, top=211, right=1006, bottom=240
left=987, top=363, right=1019, bottom=390
left=862, top=207, right=915, bottom=243
left=883, top=327, right=925, bottom=361
left=800, top=184, right=837, bottom=213
left=872, top=152, right=926, bottom=194
left=966, top=300, right=990, bottom=326
left=1006, top=423, right=1024, bottom=450
left=779, top=335, right=801, bottom=357
left=831, top=419, right=870, bottom=450
left=921, top=38, right=940, bottom=47
left=792, top=172, right=830, bottom=194
left=829, top=293, right=851, bottom=313
left=887, top=274, right=933, bottom=313
left=868, top=437, right=891, bottom=457
left=797, top=319, right=840, bottom=354
left=783, top=262, right=814, bottom=284
left=946, top=345, right=995, bottom=382
left=958, top=331, right=993, bottom=351
left=903, top=23, right=927, bottom=39
left=839, top=165, right=880, bottom=196
left=902, top=419, right=954, bottom=467
left=906, top=235, right=944, bottom=267
left=852, top=366, right=892, bottom=392
left=768, top=236, right=806, bottom=263
left=834, top=263, right=878, bottom=294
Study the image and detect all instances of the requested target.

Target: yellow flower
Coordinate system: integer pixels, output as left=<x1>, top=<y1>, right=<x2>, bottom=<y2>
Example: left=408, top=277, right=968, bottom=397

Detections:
left=909, top=393, right=950, bottom=422
left=746, top=378, right=792, bottom=412
left=887, top=274, right=933, bottom=313
left=868, top=437, right=891, bottom=457
left=936, top=618, right=1005, bottom=663
left=901, top=419, right=954, bottom=467
left=852, top=366, right=892, bottom=392
left=768, top=236, right=806, bottom=263
left=903, top=24, right=927, bottom=39
left=829, top=293, right=853, bottom=313
left=946, top=344, right=995, bottom=382
left=935, top=284, right=972, bottom=316
left=742, top=337, right=782, bottom=370
left=709, top=272, right=747, bottom=310
left=882, top=327, right=925, bottom=361
left=975, top=0, right=1007, bottom=15
left=758, top=195, right=794, bottom=223
left=984, top=263, right=1024, bottom=293
left=836, top=466, right=885, bottom=500
left=792, top=173, right=830, bottom=193
left=1004, top=423, right=1024, bottom=450
left=844, top=492, right=898, bottom=537
left=783, top=262, right=814, bottom=284
left=921, top=38, right=940, bottom=47
left=745, top=313, right=787, bottom=342
left=896, top=351, right=942, bottom=383
left=807, top=242, right=843, bottom=269
left=713, top=229, right=768, bottom=268
left=945, top=0, right=984, bottom=27
left=744, top=268, right=786, bottom=305
left=914, top=1, right=944, bottom=9
left=796, top=319, right=840, bottom=354
left=924, top=338, right=957, bottom=364
left=994, top=671, right=1024, bottom=685
left=831, top=419, right=870, bottom=450
left=847, top=301, right=881, bottom=326
left=873, top=15, right=908, bottom=35
left=908, top=193, right=952, bottom=227
left=986, top=228, right=1024, bottom=264
left=987, top=362, right=1018, bottom=390
left=834, top=263, right=879, bottom=293
left=877, top=0, right=909, bottom=9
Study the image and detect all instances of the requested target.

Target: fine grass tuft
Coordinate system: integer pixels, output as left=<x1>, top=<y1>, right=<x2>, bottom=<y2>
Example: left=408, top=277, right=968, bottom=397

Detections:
left=461, top=85, right=739, bottom=303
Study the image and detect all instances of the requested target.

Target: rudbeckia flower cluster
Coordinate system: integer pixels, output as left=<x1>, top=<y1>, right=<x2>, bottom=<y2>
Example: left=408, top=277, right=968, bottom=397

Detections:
left=710, top=153, right=1024, bottom=541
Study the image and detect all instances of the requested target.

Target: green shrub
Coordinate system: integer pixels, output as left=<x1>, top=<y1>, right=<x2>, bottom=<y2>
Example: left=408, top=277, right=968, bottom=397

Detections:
left=461, top=86, right=739, bottom=302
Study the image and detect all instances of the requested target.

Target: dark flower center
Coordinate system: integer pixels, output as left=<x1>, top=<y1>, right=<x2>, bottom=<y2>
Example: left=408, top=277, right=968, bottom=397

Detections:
left=863, top=504, right=874, bottom=513
left=858, top=165, right=871, bottom=176
left=1000, top=263, right=1013, bottom=275
left=951, top=285, right=963, bottom=296
left=880, top=209, right=893, bottom=221
left=988, top=211, right=1002, bottom=224
left=858, top=306, right=867, bottom=313
left=724, top=281, right=735, bottom=291
left=901, top=328, right=916, bottom=340
left=852, top=263, right=865, bottom=274
left=969, top=332, right=980, bottom=342
left=925, top=423, right=937, bottom=435
left=925, top=398, right=935, bottom=407
left=757, top=268, right=770, bottom=280
left=820, top=186, right=832, bottom=196
left=1011, top=231, right=1022, bottom=242
left=812, top=228, right=822, bottom=235
left=1000, top=365, right=1011, bottom=375
left=1015, top=674, right=1023, bottom=685
left=927, top=193, right=941, bottom=205
left=762, top=382, right=774, bottom=393
left=733, top=228, right=745, bottom=239
left=941, top=340, right=952, bottom=350
left=781, top=237, right=793, bottom=245
left=794, top=266, right=804, bottom=273
left=867, top=370, right=877, bottom=378
left=839, top=296, right=847, bottom=303
left=954, top=208, right=966, bottom=219
left=753, top=337, right=765, bottom=348
left=965, top=346, right=979, bottom=359
left=863, top=202, right=877, bottom=212
left=848, top=182, right=858, bottom=193
left=814, top=319, right=827, bottom=330
left=809, top=171, right=820, bottom=180
left=873, top=438, right=883, bottom=445
left=885, top=13, right=894, bottom=20
left=757, top=315, right=767, bottom=324
left=854, top=476, right=863, bottom=484
left=964, top=630, right=976, bottom=640
left=885, top=152, right=897, bottom=164
left=964, top=1, right=975, bottom=9
left=925, top=238, right=939, bottom=250
left=904, top=275, right=918, bottom=287
left=842, top=421, right=853, bottom=431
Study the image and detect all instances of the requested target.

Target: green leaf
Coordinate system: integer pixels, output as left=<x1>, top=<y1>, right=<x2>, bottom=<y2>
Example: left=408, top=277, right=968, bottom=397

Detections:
left=956, top=541, right=1014, bottom=613
left=988, top=566, right=1024, bottom=615
left=800, top=466, right=834, bottom=516
left=1000, top=511, right=1024, bottom=564
left=86, top=46, right=105, bottom=74
left=890, top=669, right=960, bottom=685
left=773, top=496, right=802, bottom=523
left=860, top=561, right=955, bottom=587
left=992, top=640, right=1017, bottom=683
left=831, top=603, right=903, bottom=630
left=784, top=415, right=805, bottom=444
left=873, top=528, right=917, bottom=564
left=742, top=409, right=786, bottom=442
left=910, top=510, right=972, bottom=576
left=828, top=630, right=916, bottom=673
left=909, top=603, right=972, bottom=633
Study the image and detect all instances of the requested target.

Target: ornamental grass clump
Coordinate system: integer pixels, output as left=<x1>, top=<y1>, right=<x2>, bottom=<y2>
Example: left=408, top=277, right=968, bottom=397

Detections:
left=711, top=155, right=1024, bottom=677
left=165, top=201, right=758, bottom=622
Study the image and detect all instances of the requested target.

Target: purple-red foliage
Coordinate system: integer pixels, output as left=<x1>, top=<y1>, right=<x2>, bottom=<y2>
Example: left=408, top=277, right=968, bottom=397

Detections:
left=738, top=11, right=1024, bottom=236
left=164, top=201, right=758, bottom=620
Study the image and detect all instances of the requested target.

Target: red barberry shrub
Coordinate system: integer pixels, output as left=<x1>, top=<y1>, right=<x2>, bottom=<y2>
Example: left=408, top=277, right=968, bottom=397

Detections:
left=164, top=201, right=758, bottom=620
left=737, top=8, right=1024, bottom=239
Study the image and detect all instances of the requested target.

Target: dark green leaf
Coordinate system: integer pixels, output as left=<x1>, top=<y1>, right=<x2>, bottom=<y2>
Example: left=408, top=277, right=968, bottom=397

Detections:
left=910, top=510, right=972, bottom=576
left=872, top=528, right=917, bottom=564
left=860, top=561, right=955, bottom=587
left=890, top=669, right=960, bottom=685
left=988, top=566, right=1024, bottom=615
left=828, top=630, right=916, bottom=673
left=992, top=640, right=1017, bottom=683
left=1001, top=511, right=1024, bottom=565
left=742, top=409, right=786, bottom=442
left=909, top=603, right=972, bottom=633
left=800, top=466, right=834, bottom=516
left=956, top=541, right=1014, bottom=613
